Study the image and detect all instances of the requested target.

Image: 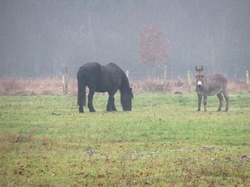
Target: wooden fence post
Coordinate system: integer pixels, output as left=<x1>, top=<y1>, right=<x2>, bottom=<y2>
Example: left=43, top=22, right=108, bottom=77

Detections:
left=163, top=64, right=167, bottom=93
left=187, top=70, right=191, bottom=93
left=126, top=70, right=129, bottom=78
left=246, top=70, right=249, bottom=92
left=62, top=67, right=68, bottom=95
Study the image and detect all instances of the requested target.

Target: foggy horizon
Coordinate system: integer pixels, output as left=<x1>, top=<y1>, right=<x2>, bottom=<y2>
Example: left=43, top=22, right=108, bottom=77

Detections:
left=0, top=0, right=250, bottom=80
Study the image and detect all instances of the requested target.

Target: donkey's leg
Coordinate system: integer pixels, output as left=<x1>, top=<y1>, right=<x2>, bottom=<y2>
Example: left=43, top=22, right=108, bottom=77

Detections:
left=197, top=94, right=202, bottom=111
left=88, top=88, right=96, bottom=112
left=222, top=89, right=229, bottom=112
left=216, top=92, right=223, bottom=112
left=203, top=95, right=207, bottom=112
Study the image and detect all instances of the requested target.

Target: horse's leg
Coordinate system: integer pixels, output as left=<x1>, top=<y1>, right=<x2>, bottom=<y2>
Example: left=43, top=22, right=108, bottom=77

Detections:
left=107, top=89, right=118, bottom=112
left=88, top=88, right=96, bottom=112
left=107, top=95, right=115, bottom=111
left=107, top=95, right=117, bottom=111
left=79, top=106, right=83, bottom=113
left=203, top=95, right=207, bottom=112
left=222, top=89, right=229, bottom=112
left=111, top=98, right=117, bottom=111
left=216, top=92, right=223, bottom=112
left=197, top=94, right=202, bottom=111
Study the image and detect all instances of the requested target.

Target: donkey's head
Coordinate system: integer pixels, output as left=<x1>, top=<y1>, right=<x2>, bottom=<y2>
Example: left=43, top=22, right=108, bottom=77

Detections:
left=195, top=66, right=204, bottom=87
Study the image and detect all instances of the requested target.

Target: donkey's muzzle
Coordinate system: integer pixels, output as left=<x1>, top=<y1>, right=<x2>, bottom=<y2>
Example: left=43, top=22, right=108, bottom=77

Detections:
left=197, top=81, right=202, bottom=87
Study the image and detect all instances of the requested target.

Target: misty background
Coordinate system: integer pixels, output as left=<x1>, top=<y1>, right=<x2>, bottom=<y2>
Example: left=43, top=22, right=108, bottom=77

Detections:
left=0, top=0, right=249, bottom=80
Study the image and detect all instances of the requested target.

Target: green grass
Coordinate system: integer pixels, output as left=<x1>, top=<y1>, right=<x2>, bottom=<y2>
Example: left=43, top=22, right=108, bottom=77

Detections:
left=0, top=93, right=250, bottom=186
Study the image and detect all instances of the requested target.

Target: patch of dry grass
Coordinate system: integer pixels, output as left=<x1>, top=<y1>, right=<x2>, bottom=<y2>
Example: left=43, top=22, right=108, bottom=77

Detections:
left=0, top=78, right=248, bottom=96
left=0, top=79, right=77, bottom=96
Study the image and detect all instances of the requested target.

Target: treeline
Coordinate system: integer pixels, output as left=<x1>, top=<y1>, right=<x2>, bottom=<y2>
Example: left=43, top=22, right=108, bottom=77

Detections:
left=0, top=0, right=249, bottom=79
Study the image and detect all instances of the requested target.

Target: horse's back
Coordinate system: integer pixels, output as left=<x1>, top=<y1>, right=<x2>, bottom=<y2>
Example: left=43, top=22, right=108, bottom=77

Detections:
left=104, top=63, right=124, bottom=75
left=98, top=63, right=123, bottom=87
left=102, top=63, right=125, bottom=79
left=78, top=62, right=101, bottom=73
left=106, top=62, right=121, bottom=70
left=105, top=63, right=129, bottom=86
left=77, top=62, right=102, bottom=85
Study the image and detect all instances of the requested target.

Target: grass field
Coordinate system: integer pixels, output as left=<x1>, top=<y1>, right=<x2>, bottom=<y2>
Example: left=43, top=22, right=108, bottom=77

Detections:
left=0, top=93, right=249, bottom=186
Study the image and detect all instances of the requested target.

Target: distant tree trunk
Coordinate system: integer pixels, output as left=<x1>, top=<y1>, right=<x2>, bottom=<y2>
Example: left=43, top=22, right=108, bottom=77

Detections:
left=87, top=13, right=96, bottom=61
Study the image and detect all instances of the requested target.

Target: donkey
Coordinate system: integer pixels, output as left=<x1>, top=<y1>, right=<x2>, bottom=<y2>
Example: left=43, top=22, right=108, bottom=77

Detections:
left=195, top=66, right=229, bottom=112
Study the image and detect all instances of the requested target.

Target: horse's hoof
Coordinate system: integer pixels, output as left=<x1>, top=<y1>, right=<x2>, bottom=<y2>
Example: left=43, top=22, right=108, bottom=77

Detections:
left=79, top=106, right=84, bottom=113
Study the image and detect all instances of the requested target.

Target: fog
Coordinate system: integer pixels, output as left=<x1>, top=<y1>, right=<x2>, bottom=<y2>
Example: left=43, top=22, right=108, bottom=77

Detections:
left=0, top=0, right=250, bottom=80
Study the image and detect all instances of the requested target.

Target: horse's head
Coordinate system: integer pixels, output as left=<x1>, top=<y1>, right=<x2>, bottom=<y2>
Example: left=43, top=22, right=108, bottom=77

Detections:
left=195, top=66, right=204, bottom=88
left=121, top=88, right=133, bottom=111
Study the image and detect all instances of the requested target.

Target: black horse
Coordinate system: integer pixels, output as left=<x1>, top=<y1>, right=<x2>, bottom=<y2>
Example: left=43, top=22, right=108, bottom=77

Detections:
left=77, top=62, right=133, bottom=113
left=195, top=66, right=229, bottom=112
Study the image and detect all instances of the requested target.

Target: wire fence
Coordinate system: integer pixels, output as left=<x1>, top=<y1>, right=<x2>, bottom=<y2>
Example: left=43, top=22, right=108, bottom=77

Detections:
left=127, top=69, right=250, bottom=82
left=127, top=70, right=189, bottom=81
left=126, top=69, right=250, bottom=94
left=0, top=68, right=249, bottom=96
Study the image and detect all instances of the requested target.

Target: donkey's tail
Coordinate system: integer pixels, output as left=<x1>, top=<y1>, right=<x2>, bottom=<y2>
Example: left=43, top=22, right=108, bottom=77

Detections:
left=220, top=74, right=228, bottom=85
left=77, top=73, right=86, bottom=107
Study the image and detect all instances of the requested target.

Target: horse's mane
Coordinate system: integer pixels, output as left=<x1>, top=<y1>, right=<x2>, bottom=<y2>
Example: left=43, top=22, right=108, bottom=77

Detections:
left=107, top=63, right=130, bottom=90
left=121, top=73, right=130, bottom=89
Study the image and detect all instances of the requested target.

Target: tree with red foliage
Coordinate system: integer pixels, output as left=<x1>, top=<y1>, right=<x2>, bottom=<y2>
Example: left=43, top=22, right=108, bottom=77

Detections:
left=139, top=25, right=168, bottom=76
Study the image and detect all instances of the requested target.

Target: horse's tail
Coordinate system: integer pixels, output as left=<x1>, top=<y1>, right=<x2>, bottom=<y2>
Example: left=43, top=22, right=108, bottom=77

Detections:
left=77, top=71, right=86, bottom=107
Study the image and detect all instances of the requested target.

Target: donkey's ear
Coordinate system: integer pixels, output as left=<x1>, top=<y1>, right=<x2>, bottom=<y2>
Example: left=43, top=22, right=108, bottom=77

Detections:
left=200, top=66, right=203, bottom=71
left=195, top=66, right=198, bottom=71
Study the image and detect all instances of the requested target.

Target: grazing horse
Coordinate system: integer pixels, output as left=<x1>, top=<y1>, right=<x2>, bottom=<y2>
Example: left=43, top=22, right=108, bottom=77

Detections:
left=195, top=66, right=229, bottom=112
left=77, top=62, right=133, bottom=113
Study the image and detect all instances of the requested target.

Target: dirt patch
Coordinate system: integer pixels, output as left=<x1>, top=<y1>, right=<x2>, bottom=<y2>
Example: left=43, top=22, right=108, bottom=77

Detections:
left=0, top=135, right=32, bottom=143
